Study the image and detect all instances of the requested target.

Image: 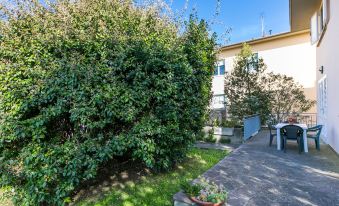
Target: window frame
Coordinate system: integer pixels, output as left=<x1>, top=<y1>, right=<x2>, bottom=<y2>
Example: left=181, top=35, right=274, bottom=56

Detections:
left=214, top=60, right=226, bottom=76
left=311, top=12, right=318, bottom=44
left=311, top=0, right=330, bottom=46
left=247, top=53, right=259, bottom=71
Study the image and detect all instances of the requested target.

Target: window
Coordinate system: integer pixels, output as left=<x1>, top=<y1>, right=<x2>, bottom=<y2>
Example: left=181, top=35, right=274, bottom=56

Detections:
left=322, top=0, right=330, bottom=26
left=214, top=66, right=219, bottom=75
left=253, top=53, right=258, bottom=62
left=311, top=13, right=318, bottom=44
left=212, top=94, right=226, bottom=109
left=214, top=60, right=226, bottom=76
left=248, top=53, right=259, bottom=70
left=214, top=61, right=225, bottom=76
left=219, top=65, right=225, bottom=75
left=311, top=0, right=330, bottom=44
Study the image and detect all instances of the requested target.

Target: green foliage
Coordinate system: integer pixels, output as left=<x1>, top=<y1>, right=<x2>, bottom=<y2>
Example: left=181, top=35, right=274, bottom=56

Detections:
left=211, top=118, right=238, bottom=128
left=185, top=177, right=227, bottom=204
left=219, top=138, right=231, bottom=144
left=181, top=181, right=203, bottom=197
left=0, top=0, right=216, bottom=205
left=224, top=43, right=271, bottom=123
left=220, top=119, right=237, bottom=128
left=265, top=73, right=316, bottom=123
left=206, top=129, right=216, bottom=143
left=225, top=43, right=315, bottom=124
left=195, top=130, right=206, bottom=141
left=76, top=148, right=229, bottom=206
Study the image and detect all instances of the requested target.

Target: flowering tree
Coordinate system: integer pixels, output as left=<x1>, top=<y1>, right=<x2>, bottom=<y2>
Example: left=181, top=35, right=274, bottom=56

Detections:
left=266, top=73, right=316, bottom=122
left=224, top=44, right=315, bottom=123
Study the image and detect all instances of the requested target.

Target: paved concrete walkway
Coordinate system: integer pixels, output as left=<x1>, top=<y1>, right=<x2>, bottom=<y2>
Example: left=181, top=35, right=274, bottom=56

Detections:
left=175, top=130, right=339, bottom=206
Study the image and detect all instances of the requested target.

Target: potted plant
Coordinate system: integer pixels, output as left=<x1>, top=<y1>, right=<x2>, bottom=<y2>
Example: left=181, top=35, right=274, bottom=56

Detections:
left=213, top=119, right=236, bottom=136
left=181, top=178, right=228, bottom=206
left=287, top=116, right=297, bottom=124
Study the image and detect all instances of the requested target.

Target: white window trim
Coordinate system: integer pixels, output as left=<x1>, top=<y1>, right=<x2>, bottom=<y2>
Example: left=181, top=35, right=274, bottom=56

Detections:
left=214, top=59, right=226, bottom=76
left=311, top=0, right=330, bottom=46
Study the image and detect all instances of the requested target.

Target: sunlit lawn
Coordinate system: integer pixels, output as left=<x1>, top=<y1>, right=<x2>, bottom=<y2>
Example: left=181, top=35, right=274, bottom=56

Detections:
left=77, top=148, right=228, bottom=206
left=0, top=148, right=228, bottom=206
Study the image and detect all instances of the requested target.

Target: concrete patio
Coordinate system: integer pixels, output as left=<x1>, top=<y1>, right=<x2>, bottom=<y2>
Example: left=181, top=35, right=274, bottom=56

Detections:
left=174, top=129, right=339, bottom=206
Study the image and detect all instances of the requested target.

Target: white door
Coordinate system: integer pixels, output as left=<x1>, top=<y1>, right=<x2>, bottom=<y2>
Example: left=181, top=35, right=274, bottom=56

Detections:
left=318, top=76, right=328, bottom=142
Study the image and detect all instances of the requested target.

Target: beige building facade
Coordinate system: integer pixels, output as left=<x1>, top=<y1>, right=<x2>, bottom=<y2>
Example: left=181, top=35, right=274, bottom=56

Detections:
left=211, top=0, right=325, bottom=113
left=212, top=31, right=317, bottom=113
left=211, top=0, right=339, bottom=153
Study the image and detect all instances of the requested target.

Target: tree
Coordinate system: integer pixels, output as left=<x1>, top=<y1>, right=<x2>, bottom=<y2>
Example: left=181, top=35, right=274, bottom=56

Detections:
left=266, top=73, right=316, bottom=122
left=224, top=43, right=315, bottom=124
left=0, top=0, right=216, bottom=205
left=224, top=43, right=271, bottom=123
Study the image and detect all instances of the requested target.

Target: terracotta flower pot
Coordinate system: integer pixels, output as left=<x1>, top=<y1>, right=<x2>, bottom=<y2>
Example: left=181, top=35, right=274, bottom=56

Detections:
left=287, top=116, right=297, bottom=124
left=190, top=197, right=225, bottom=206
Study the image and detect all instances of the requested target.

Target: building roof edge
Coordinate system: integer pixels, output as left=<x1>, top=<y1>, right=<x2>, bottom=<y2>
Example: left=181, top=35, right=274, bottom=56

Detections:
left=219, top=29, right=310, bottom=51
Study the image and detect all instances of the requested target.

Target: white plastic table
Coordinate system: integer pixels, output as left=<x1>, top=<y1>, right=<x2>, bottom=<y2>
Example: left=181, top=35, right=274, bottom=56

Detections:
left=275, top=123, right=308, bottom=153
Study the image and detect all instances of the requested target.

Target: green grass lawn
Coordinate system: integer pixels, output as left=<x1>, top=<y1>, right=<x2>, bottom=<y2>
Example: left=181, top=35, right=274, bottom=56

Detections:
left=0, top=148, right=228, bottom=206
left=76, top=148, right=228, bottom=206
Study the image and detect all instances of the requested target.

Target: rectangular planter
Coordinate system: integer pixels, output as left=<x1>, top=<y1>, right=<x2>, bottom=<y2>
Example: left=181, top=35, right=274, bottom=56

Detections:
left=214, top=127, right=235, bottom=136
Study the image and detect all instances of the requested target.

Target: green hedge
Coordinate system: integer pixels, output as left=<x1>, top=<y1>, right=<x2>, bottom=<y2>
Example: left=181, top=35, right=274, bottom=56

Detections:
left=0, top=0, right=216, bottom=205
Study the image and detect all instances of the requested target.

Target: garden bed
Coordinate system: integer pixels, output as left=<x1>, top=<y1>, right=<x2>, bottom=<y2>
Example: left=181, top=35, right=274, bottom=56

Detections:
left=0, top=149, right=229, bottom=206
left=202, top=126, right=243, bottom=144
left=71, top=148, right=229, bottom=206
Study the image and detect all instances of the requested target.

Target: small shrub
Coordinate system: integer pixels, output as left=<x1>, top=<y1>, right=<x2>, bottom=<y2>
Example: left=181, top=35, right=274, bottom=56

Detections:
left=213, top=119, right=220, bottom=127
left=195, top=130, right=206, bottom=141
left=205, top=129, right=216, bottom=143
left=220, top=120, right=237, bottom=128
left=180, top=181, right=203, bottom=197
left=220, top=138, right=231, bottom=144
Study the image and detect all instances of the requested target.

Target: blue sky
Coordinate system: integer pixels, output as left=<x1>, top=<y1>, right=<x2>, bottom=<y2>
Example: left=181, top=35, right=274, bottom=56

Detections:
left=3, top=0, right=290, bottom=45
left=167, top=0, right=290, bottom=45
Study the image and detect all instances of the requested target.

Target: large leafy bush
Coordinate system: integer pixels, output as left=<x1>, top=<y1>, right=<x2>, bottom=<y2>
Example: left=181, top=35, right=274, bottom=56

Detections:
left=0, top=0, right=216, bottom=205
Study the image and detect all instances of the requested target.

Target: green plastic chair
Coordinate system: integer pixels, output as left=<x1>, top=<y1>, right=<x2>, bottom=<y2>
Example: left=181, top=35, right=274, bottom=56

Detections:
left=307, top=125, right=323, bottom=150
left=281, top=125, right=303, bottom=153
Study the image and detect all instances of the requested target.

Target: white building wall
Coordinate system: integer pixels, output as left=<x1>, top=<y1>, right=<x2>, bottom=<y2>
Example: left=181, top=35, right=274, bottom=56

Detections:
left=316, top=0, right=339, bottom=153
